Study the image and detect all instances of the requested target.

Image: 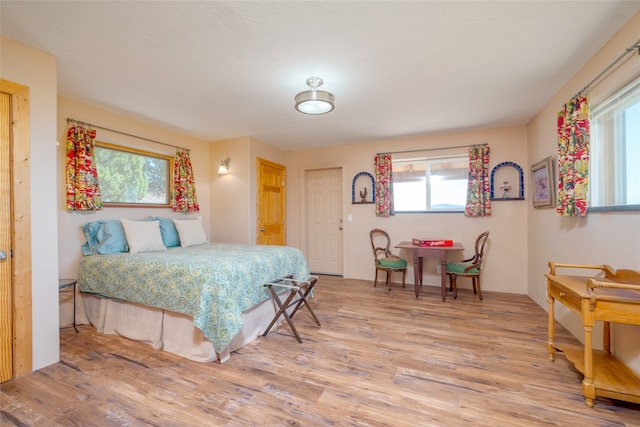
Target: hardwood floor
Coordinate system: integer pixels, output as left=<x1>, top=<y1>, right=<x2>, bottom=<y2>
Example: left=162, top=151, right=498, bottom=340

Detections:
left=3, top=276, right=640, bottom=426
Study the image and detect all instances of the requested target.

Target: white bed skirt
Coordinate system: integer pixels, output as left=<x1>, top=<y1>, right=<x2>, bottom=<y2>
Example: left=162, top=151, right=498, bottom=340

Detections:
left=79, top=293, right=281, bottom=363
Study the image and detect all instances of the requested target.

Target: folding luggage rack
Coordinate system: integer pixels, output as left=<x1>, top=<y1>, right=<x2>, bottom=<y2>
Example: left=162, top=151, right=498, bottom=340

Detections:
left=262, top=275, right=320, bottom=342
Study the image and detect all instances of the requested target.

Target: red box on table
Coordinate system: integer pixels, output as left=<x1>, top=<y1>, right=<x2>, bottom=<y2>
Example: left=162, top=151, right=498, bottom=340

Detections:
left=411, top=238, right=453, bottom=247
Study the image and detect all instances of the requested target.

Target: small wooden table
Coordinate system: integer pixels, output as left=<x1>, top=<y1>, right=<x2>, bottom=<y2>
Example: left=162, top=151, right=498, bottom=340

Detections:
left=546, top=263, right=640, bottom=407
left=395, top=242, right=464, bottom=300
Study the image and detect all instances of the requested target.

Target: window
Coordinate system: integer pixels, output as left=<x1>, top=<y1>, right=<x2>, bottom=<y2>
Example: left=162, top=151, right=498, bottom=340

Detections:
left=590, top=75, right=640, bottom=209
left=392, top=156, right=468, bottom=212
left=95, top=141, right=173, bottom=207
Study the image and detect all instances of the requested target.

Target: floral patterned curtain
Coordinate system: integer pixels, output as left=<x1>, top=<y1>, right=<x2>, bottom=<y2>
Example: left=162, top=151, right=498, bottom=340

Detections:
left=172, top=149, right=200, bottom=212
left=464, top=145, right=491, bottom=217
left=65, top=124, right=103, bottom=211
left=557, top=94, right=589, bottom=217
left=374, top=154, right=394, bottom=217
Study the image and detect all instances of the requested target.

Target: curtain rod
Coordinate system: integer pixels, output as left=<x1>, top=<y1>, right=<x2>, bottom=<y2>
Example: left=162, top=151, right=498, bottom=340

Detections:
left=377, top=143, right=487, bottom=156
left=66, top=117, right=189, bottom=152
left=575, top=36, right=640, bottom=98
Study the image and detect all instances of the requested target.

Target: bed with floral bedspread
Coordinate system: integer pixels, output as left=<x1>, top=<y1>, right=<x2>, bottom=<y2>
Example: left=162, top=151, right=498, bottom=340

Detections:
left=78, top=243, right=310, bottom=353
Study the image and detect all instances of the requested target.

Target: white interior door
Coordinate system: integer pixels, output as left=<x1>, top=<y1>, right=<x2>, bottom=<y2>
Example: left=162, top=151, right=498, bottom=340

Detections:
left=306, top=168, right=343, bottom=275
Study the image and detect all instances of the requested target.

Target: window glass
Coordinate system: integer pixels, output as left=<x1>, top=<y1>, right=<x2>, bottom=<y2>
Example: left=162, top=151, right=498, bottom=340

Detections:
left=393, top=156, right=467, bottom=212
left=95, top=141, right=173, bottom=207
left=590, top=75, right=640, bottom=208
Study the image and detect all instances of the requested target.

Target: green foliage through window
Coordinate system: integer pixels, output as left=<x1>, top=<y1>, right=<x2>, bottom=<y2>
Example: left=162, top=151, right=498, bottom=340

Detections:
left=95, top=142, right=172, bottom=206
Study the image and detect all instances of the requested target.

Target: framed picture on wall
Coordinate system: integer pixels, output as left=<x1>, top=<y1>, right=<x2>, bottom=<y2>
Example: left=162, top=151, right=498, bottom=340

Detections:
left=531, top=156, right=555, bottom=208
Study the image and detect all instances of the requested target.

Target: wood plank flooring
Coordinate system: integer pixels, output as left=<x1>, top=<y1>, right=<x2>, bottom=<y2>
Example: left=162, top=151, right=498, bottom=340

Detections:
left=3, top=276, right=640, bottom=426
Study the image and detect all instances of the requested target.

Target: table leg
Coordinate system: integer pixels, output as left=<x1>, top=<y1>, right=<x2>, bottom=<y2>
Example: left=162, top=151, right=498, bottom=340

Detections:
left=583, top=323, right=595, bottom=407
left=440, top=253, right=447, bottom=301
left=413, top=256, right=420, bottom=298
left=547, top=295, right=556, bottom=361
left=72, top=283, right=78, bottom=333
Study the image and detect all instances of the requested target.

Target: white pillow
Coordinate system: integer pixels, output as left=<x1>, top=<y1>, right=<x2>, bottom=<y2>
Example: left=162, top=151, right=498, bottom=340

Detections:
left=121, top=219, right=166, bottom=254
left=173, top=217, right=208, bottom=248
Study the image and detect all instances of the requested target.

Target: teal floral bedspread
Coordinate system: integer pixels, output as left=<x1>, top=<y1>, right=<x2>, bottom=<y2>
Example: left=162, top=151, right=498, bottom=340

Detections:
left=78, top=243, right=310, bottom=353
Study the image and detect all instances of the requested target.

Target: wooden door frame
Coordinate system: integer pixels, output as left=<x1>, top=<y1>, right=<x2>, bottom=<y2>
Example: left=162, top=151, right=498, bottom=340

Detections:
left=1, top=78, right=33, bottom=378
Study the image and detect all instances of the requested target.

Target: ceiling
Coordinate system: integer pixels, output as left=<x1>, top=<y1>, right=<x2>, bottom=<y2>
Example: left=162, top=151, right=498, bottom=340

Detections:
left=2, top=1, right=639, bottom=151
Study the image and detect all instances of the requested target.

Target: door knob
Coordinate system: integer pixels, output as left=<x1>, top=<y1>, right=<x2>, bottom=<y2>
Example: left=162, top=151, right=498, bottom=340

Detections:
left=0, top=250, right=6, bottom=260
left=260, top=228, right=265, bottom=232
left=339, top=226, right=343, bottom=231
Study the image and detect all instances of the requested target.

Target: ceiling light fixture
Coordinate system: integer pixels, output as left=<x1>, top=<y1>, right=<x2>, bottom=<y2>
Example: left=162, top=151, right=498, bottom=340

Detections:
left=295, top=76, right=335, bottom=115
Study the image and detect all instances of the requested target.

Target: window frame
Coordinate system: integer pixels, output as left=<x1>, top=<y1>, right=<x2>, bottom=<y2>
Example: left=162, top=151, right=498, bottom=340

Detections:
left=392, top=154, right=468, bottom=214
left=589, top=74, right=640, bottom=212
left=95, top=141, right=174, bottom=208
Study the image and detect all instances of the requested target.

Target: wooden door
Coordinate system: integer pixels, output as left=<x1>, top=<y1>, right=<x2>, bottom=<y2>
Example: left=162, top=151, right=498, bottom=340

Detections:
left=306, top=168, right=343, bottom=275
left=256, top=158, right=286, bottom=246
left=0, top=91, right=12, bottom=382
left=1, top=79, right=32, bottom=381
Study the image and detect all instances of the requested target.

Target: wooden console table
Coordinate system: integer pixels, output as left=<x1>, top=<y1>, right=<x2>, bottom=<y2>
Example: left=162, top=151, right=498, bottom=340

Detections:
left=546, top=262, right=640, bottom=407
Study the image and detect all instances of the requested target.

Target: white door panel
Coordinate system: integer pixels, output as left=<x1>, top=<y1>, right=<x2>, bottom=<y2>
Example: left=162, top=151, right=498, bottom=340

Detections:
left=306, top=168, right=343, bottom=275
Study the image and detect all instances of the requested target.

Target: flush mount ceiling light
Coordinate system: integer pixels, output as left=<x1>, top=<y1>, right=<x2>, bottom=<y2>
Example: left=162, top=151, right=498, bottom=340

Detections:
left=295, top=76, right=335, bottom=115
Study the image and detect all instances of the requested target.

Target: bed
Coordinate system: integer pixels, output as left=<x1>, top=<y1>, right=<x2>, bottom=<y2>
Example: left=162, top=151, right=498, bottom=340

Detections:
left=77, top=218, right=312, bottom=363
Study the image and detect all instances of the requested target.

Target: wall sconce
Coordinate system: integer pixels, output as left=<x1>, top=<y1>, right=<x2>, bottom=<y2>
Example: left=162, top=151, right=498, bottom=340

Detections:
left=218, top=157, right=231, bottom=174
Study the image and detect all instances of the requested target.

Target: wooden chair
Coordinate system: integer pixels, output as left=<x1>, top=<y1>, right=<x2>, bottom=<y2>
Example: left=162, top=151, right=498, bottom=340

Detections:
left=446, top=231, right=489, bottom=300
left=370, top=228, right=407, bottom=291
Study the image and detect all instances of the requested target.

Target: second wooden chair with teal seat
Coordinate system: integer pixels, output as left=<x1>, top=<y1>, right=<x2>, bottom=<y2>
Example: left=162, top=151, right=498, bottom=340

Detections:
left=369, top=228, right=408, bottom=291
left=446, top=231, right=489, bottom=300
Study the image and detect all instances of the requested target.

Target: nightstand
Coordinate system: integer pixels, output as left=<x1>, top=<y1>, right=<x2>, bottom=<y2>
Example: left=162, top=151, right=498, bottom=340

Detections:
left=59, top=278, right=78, bottom=333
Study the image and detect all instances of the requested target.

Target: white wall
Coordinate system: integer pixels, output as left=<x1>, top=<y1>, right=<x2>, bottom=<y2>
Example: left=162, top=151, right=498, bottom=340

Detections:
left=209, top=136, right=287, bottom=244
left=0, top=36, right=60, bottom=370
left=209, top=137, right=252, bottom=244
left=527, top=13, right=640, bottom=370
left=286, top=125, right=529, bottom=295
